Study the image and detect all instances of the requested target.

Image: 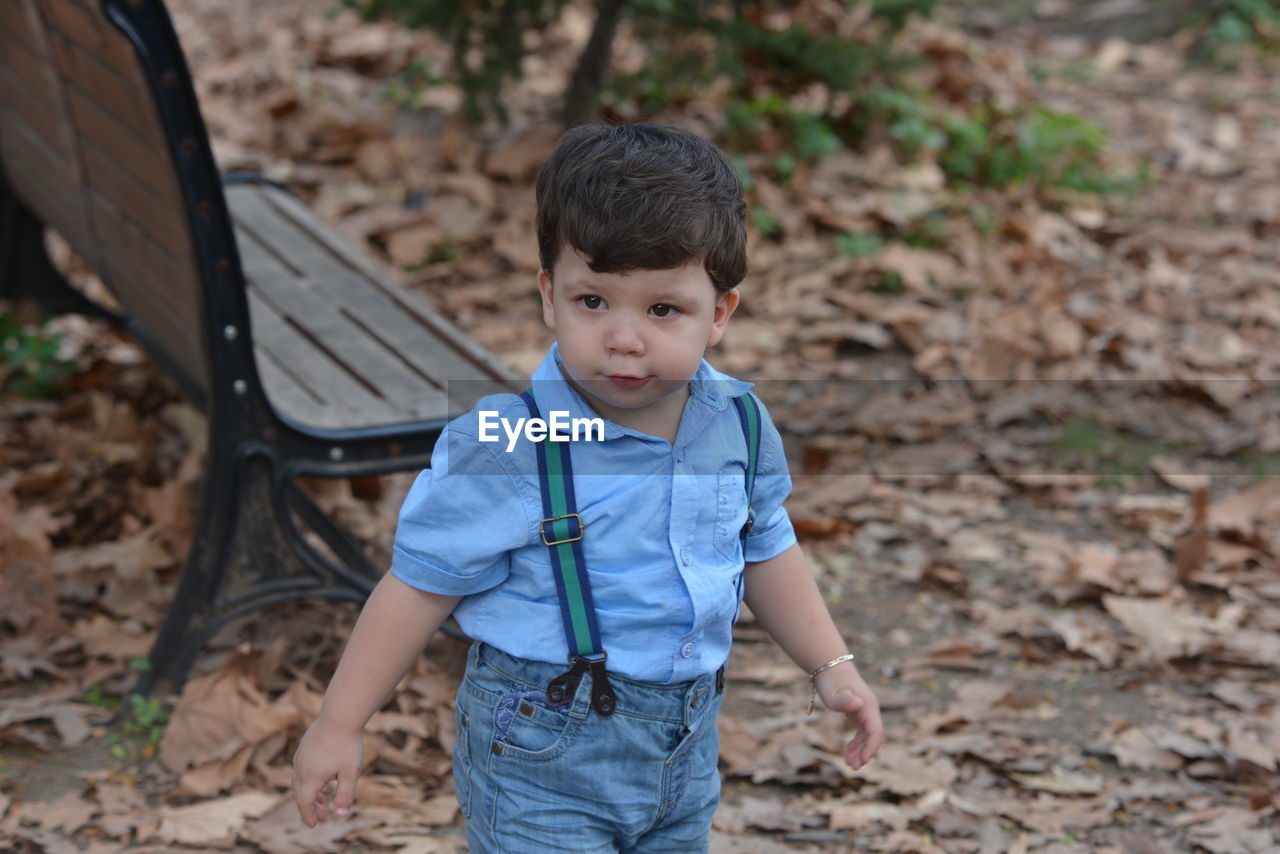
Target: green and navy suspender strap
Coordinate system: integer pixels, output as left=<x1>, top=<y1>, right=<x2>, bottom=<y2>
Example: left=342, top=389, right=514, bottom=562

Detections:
left=520, top=389, right=617, bottom=717
left=731, top=392, right=762, bottom=618
left=520, top=388, right=762, bottom=718
left=732, top=392, right=762, bottom=545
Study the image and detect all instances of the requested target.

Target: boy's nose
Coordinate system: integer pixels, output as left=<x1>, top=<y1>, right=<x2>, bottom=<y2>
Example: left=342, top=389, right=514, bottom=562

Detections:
left=605, top=318, right=644, bottom=355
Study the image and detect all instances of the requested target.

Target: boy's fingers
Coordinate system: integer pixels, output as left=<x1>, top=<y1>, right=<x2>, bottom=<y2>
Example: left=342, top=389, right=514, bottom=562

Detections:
left=294, top=779, right=322, bottom=827
left=333, top=764, right=360, bottom=818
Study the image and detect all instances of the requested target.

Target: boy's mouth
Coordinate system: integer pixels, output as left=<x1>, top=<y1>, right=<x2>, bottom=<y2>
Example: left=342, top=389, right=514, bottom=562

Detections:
left=606, top=375, right=648, bottom=389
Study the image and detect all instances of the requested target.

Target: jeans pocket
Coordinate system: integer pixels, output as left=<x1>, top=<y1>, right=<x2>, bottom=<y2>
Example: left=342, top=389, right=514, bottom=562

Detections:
left=491, top=686, right=579, bottom=761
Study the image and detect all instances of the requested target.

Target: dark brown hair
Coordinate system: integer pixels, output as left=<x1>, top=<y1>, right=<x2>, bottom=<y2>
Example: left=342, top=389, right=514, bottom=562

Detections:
left=535, top=123, right=747, bottom=293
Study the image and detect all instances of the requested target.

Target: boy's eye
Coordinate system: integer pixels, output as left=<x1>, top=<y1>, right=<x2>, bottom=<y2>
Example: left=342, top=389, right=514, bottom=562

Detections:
left=579, top=295, right=603, bottom=310
left=650, top=304, right=679, bottom=317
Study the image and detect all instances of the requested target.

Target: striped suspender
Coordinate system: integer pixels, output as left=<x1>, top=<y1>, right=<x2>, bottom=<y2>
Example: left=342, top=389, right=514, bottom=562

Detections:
left=520, top=390, right=604, bottom=660
left=520, top=389, right=763, bottom=717
left=520, top=390, right=616, bottom=716
left=732, top=393, right=762, bottom=543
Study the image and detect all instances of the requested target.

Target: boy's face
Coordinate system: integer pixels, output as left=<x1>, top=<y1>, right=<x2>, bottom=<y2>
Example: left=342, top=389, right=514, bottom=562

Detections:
left=538, top=248, right=739, bottom=425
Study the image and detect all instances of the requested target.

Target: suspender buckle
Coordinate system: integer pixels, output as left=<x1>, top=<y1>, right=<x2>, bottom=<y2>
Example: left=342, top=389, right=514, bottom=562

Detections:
left=541, top=513, right=585, bottom=546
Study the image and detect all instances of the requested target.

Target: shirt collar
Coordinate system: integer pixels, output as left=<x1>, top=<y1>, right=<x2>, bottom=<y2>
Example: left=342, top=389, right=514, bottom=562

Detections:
left=528, top=343, right=753, bottom=440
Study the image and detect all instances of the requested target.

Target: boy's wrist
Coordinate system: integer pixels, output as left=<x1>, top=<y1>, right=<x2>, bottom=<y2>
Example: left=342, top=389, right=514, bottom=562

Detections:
left=807, top=654, right=857, bottom=714
left=813, top=658, right=858, bottom=687
left=315, top=706, right=369, bottom=738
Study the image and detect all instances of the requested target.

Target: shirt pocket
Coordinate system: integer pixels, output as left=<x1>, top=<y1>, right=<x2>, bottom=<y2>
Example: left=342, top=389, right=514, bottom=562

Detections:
left=714, top=462, right=748, bottom=562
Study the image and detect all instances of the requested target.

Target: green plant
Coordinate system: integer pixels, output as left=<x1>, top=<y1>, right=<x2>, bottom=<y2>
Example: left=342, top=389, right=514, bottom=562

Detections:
left=347, top=0, right=570, bottom=122
left=105, top=692, right=169, bottom=762
left=84, top=684, right=122, bottom=711
left=869, top=270, right=906, bottom=295
left=404, top=238, right=461, bottom=272
left=1051, top=414, right=1198, bottom=489
left=875, top=88, right=1116, bottom=194
left=0, top=311, right=77, bottom=398
left=1193, top=0, right=1280, bottom=60
left=381, top=60, right=448, bottom=110
left=97, top=660, right=170, bottom=764
left=750, top=206, right=781, bottom=239
left=836, top=232, right=885, bottom=258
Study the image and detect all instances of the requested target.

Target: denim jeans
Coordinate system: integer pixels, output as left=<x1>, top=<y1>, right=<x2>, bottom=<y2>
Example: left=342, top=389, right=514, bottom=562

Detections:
left=453, top=642, right=725, bottom=854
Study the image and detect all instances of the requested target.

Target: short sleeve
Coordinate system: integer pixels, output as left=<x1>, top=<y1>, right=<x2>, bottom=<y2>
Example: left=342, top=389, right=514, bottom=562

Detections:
left=391, top=420, right=538, bottom=596
left=742, top=395, right=797, bottom=563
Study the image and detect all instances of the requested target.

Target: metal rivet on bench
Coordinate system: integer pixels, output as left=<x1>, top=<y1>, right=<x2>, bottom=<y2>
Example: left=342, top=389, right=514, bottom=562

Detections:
left=181, top=138, right=197, bottom=154
left=198, top=200, right=213, bottom=216
left=232, top=379, right=247, bottom=395
left=329, top=447, right=344, bottom=462
left=216, top=258, right=230, bottom=275
left=161, top=70, right=178, bottom=87
left=223, top=325, right=238, bottom=341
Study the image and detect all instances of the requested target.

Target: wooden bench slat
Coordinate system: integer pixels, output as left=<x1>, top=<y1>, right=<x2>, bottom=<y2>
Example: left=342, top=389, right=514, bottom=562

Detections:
left=246, top=290, right=408, bottom=428
left=40, top=0, right=144, bottom=85
left=0, top=62, right=72, bottom=156
left=229, top=184, right=515, bottom=387
left=260, top=187, right=519, bottom=385
left=48, top=32, right=165, bottom=150
left=235, top=223, right=448, bottom=419
left=68, top=86, right=184, bottom=211
left=0, top=19, right=60, bottom=107
left=0, top=0, right=41, bottom=49
left=252, top=347, right=338, bottom=429
left=231, top=186, right=455, bottom=392
left=0, top=119, right=94, bottom=256
left=98, top=250, right=207, bottom=387
left=88, top=189, right=202, bottom=331
left=80, top=138, right=192, bottom=262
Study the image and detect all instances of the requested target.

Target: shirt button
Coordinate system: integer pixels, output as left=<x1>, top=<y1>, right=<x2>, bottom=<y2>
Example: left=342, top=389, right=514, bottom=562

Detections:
left=680, top=642, right=695, bottom=658
left=676, top=451, right=685, bottom=463
left=681, top=548, right=690, bottom=565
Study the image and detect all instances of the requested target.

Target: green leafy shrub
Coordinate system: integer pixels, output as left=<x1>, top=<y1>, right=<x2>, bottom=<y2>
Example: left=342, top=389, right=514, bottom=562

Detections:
left=0, top=310, right=77, bottom=398
left=356, top=0, right=1126, bottom=201
left=347, top=0, right=570, bottom=121
left=1194, top=0, right=1280, bottom=59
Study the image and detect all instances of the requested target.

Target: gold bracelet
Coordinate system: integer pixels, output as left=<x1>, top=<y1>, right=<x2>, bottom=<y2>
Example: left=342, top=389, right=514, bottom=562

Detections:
left=807, top=654, right=856, bottom=715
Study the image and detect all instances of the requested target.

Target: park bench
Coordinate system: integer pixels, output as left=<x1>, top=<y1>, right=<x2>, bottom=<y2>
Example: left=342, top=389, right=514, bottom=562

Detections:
left=0, top=0, right=519, bottom=694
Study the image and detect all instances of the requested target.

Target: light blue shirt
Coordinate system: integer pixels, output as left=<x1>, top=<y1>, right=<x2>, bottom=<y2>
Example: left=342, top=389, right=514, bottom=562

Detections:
left=391, top=343, right=796, bottom=683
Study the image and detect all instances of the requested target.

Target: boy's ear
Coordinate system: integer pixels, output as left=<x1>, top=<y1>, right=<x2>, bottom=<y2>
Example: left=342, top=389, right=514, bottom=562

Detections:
left=537, top=269, right=556, bottom=331
left=706, top=288, right=740, bottom=348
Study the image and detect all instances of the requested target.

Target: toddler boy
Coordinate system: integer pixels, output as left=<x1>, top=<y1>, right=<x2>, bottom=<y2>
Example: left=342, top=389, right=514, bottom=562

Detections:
left=293, top=122, right=883, bottom=853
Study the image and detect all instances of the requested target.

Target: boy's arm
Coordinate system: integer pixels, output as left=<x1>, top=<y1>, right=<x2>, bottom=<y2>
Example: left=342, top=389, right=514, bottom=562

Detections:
left=741, top=542, right=883, bottom=770
left=293, top=572, right=459, bottom=826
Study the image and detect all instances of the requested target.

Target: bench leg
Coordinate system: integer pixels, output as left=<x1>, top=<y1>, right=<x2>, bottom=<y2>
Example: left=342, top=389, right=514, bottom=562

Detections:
left=137, top=443, right=380, bottom=697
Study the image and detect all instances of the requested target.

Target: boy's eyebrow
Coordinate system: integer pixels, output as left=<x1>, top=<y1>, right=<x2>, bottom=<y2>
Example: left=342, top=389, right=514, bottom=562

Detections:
left=561, top=279, right=698, bottom=301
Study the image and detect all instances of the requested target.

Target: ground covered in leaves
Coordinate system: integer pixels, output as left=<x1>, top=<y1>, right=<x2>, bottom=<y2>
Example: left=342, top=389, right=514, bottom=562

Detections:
left=2, top=1, right=1280, bottom=852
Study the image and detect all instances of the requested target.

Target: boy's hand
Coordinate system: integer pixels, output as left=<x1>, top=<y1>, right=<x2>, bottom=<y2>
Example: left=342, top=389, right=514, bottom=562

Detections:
left=814, top=661, right=883, bottom=770
left=292, top=717, right=364, bottom=827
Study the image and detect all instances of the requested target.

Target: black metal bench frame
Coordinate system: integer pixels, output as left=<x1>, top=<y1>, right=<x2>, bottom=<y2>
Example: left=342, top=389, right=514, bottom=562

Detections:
left=0, top=0, right=492, bottom=695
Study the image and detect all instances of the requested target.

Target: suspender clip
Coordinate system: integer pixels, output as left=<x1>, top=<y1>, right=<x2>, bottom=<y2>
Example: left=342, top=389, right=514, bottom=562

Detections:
left=546, top=653, right=616, bottom=717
